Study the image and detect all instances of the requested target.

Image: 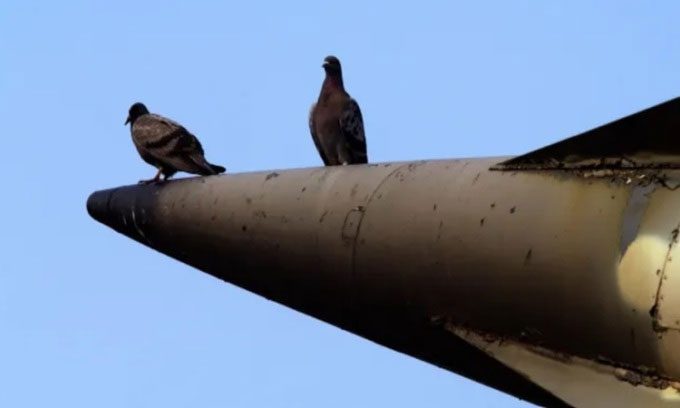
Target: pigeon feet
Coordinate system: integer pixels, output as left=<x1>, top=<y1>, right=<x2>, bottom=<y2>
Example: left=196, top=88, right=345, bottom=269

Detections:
left=138, top=178, right=159, bottom=185
left=138, top=169, right=163, bottom=185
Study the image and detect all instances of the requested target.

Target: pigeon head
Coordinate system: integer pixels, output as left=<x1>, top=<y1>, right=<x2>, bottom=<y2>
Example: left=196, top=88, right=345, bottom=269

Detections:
left=322, top=55, right=342, bottom=76
left=125, top=102, right=150, bottom=125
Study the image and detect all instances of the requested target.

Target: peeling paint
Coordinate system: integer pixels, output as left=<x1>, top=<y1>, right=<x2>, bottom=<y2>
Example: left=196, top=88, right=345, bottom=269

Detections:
left=614, top=368, right=671, bottom=389
left=650, top=222, right=680, bottom=331
left=447, top=322, right=680, bottom=394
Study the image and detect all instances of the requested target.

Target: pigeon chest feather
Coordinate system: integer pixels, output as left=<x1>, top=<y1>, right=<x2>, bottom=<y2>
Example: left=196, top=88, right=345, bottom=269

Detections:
left=315, top=96, right=346, bottom=136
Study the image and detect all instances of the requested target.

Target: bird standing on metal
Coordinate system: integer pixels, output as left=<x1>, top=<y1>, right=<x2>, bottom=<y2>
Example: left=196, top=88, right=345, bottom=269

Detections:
left=309, top=56, right=368, bottom=166
left=125, top=102, right=226, bottom=184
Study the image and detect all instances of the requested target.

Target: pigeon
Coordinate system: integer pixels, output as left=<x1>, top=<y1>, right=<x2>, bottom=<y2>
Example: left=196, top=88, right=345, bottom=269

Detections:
left=125, top=102, right=225, bottom=184
left=309, top=56, right=368, bottom=166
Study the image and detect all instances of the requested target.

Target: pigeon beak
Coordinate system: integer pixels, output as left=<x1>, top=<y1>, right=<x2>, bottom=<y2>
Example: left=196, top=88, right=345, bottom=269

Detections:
left=322, top=61, right=330, bottom=68
left=125, top=116, right=130, bottom=125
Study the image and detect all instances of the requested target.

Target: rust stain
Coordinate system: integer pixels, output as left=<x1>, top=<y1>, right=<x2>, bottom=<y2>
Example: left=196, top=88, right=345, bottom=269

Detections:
left=650, top=222, right=680, bottom=330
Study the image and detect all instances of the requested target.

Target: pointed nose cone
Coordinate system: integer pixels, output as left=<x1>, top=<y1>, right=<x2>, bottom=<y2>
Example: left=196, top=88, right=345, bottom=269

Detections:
left=86, top=162, right=582, bottom=407
left=87, top=183, right=161, bottom=247
left=88, top=97, right=680, bottom=406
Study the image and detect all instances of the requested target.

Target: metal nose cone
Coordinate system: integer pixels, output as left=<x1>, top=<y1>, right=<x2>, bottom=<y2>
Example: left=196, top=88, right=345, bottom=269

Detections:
left=87, top=98, right=680, bottom=406
left=86, top=164, right=574, bottom=407
left=88, top=151, right=680, bottom=406
left=87, top=183, right=161, bottom=247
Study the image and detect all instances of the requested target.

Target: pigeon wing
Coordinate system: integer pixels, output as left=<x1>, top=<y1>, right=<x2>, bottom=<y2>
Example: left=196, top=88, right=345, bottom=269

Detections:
left=339, top=98, right=368, bottom=164
left=134, top=114, right=216, bottom=175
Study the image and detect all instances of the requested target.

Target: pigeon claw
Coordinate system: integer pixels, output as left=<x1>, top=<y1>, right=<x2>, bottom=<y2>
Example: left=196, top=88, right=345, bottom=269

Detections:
left=138, top=178, right=158, bottom=185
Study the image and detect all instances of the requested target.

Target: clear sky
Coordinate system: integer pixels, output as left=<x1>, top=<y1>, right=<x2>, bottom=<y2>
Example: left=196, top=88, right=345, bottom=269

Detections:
left=2, top=1, right=680, bottom=407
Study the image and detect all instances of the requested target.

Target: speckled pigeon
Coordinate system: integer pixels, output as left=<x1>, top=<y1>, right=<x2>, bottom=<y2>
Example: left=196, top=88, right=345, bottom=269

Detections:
left=125, top=102, right=225, bottom=184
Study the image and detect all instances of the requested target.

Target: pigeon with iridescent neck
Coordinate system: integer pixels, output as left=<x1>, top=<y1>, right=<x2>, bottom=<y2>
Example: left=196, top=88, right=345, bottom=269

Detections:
left=309, top=56, right=368, bottom=166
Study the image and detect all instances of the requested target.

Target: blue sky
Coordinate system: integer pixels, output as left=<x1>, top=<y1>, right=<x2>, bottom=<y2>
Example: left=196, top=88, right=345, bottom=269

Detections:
left=2, top=1, right=680, bottom=406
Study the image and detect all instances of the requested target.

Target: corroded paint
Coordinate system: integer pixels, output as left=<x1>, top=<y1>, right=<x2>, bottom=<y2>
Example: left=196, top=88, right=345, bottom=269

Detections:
left=447, top=325, right=680, bottom=407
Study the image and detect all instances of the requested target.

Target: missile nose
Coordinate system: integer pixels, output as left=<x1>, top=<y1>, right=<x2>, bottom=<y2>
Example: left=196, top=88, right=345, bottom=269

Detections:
left=86, top=184, right=161, bottom=246
left=86, top=189, right=110, bottom=225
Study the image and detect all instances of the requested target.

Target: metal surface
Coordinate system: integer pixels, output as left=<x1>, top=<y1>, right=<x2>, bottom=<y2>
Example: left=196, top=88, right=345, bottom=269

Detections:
left=493, top=97, right=680, bottom=170
left=87, top=99, right=680, bottom=407
left=88, top=156, right=680, bottom=407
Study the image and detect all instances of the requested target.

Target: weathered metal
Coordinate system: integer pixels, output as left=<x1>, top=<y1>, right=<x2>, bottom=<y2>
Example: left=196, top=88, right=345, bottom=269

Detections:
left=88, top=98, right=680, bottom=407
left=494, top=97, right=680, bottom=170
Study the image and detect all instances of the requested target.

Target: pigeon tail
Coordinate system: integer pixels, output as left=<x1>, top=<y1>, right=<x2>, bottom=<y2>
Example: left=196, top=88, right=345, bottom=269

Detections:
left=186, top=154, right=225, bottom=176
left=209, top=163, right=226, bottom=174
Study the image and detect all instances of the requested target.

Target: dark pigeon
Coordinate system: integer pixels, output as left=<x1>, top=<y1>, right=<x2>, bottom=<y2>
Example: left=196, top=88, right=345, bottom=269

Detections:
left=125, top=102, right=225, bottom=184
left=309, top=56, right=368, bottom=166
